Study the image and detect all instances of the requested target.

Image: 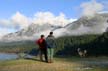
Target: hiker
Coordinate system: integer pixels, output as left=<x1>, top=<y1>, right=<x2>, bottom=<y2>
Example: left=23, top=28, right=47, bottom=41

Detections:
left=46, top=32, right=56, bottom=63
left=36, top=35, right=48, bottom=62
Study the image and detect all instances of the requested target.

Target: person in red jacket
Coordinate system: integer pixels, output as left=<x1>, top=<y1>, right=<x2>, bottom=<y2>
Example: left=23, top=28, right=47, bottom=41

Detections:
left=36, top=35, right=48, bottom=62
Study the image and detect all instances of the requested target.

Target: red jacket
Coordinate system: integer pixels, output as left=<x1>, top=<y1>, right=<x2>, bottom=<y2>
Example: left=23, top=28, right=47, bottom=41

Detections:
left=36, top=38, right=46, bottom=49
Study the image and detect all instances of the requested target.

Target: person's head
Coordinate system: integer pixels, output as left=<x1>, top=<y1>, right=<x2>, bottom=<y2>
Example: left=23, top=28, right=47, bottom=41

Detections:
left=49, top=32, right=53, bottom=35
left=41, top=35, right=44, bottom=38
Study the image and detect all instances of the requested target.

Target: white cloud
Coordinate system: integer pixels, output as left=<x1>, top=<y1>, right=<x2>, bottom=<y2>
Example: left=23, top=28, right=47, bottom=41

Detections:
left=11, top=12, right=31, bottom=29
left=81, top=0, right=104, bottom=16
left=32, top=12, right=75, bottom=27
left=0, top=28, right=10, bottom=37
left=0, top=19, right=11, bottom=28
left=0, top=12, right=31, bottom=29
left=0, top=11, right=76, bottom=37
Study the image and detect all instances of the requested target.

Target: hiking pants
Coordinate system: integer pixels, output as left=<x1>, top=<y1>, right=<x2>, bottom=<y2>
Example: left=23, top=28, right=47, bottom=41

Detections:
left=47, top=48, right=54, bottom=61
left=40, top=49, right=48, bottom=62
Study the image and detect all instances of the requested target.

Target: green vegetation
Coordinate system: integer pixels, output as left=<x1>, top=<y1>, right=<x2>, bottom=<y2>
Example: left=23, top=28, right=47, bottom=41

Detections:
left=0, top=40, right=37, bottom=53
left=0, top=32, right=108, bottom=56
left=55, top=32, right=108, bottom=56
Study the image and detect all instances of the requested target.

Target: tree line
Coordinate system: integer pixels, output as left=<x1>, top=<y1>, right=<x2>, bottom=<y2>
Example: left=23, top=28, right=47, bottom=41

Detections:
left=0, top=32, right=108, bottom=56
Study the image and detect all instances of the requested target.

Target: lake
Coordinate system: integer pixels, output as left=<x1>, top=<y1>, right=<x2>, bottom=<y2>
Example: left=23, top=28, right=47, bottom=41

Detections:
left=0, top=53, right=18, bottom=60
left=0, top=53, right=35, bottom=61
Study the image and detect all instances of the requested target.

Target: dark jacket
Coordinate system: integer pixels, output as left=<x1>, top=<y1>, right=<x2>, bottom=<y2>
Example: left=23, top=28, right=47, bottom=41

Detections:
left=46, top=35, right=56, bottom=48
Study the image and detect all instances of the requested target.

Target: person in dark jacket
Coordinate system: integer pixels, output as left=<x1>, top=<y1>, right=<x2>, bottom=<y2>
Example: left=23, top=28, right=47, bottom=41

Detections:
left=46, top=32, right=56, bottom=63
left=36, top=35, right=48, bottom=62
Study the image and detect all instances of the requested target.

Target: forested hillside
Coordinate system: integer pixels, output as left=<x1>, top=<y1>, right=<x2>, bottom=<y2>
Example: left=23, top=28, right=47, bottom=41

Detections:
left=55, top=32, right=108, bottom=56
left=0, top=32, right=108, bottom=56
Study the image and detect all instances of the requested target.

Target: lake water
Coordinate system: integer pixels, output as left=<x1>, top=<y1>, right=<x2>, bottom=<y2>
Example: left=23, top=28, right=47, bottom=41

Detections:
left=0, top=53, right=35, bottom=61
left=0, top=53, right=18, bottom=60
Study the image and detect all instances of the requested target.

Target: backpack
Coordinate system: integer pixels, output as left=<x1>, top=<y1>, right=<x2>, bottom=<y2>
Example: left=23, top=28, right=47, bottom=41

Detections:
left=36, top=38, right=46, bottom=49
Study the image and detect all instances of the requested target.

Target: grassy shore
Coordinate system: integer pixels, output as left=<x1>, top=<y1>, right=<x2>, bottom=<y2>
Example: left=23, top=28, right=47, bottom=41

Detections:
left=0, top=57, right=108, bottom=71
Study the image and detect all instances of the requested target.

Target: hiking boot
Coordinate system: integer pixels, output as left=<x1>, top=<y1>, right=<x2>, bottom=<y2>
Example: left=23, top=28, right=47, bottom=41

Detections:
left=48, top=59, right=53, bottom=63
left=48, top=60, right=51, bottom=63
left=50, top=60, right=53, bottom=63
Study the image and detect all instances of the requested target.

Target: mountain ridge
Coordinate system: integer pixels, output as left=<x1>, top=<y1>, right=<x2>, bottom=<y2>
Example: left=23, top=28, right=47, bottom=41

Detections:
left=1, top=13, right=108, bottom=42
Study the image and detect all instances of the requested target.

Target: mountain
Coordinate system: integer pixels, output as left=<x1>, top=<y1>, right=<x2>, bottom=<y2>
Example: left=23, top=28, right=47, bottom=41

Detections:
left=1, top=13, right=108, bottom=41
left=1, top=24, right=62, bottom=42
left=54, top=13, right=108, bottom=37
left=0, top=13, right=108, bottom=55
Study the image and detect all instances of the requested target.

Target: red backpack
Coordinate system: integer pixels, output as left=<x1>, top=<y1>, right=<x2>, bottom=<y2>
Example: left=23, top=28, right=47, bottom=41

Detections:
left=36, top=38, right=46, bottom=49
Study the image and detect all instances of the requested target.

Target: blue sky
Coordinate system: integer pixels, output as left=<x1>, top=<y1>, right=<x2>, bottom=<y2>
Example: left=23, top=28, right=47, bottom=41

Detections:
left=0, top=0, right=106, bottom=19
left=0, top=0, right=81, bottom=19
left=0, top=0, right=108, bottom=19
left=0, top=0, right=108, bottom=36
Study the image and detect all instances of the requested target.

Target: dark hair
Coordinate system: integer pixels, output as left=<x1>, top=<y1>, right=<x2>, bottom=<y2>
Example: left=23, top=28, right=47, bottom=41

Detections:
left=50, top=32, right=53, bottom=35
left=41, top=35, right=44, bottom=38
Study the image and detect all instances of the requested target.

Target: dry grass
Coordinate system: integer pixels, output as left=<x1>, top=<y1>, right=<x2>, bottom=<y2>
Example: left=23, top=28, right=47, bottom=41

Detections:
left=0, top=57, right=108, bottom=71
